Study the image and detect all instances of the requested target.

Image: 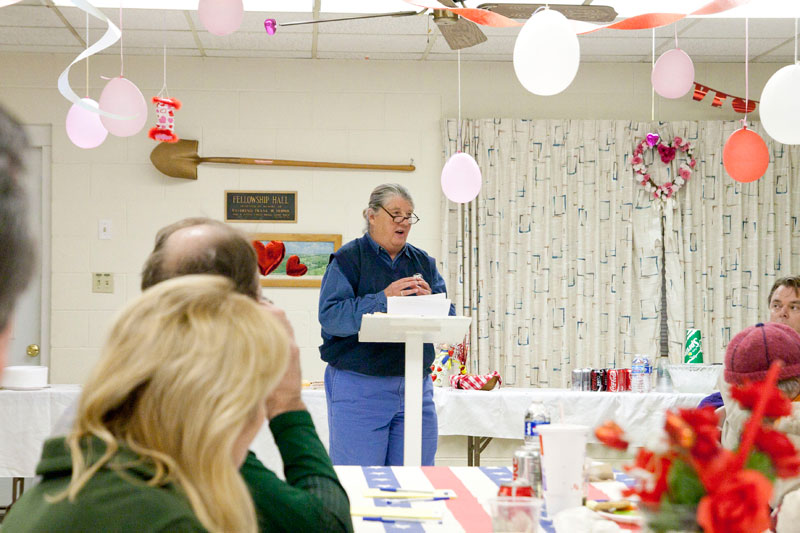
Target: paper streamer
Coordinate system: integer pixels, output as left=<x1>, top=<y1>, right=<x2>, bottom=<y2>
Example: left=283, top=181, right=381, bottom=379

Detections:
left=56, top=0, right=132, bottom=120
left=0, top=1, right=23, bottom=7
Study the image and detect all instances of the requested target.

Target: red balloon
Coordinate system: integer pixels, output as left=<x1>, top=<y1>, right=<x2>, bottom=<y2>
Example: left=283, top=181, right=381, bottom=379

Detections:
left=723, top=127, right=769, bottom=183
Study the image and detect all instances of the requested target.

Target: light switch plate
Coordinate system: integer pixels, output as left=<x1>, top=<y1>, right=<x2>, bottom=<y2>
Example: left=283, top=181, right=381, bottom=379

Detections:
left=99, top=219, right=112, bottom=240
left=92, top=272, right=114, bottom=293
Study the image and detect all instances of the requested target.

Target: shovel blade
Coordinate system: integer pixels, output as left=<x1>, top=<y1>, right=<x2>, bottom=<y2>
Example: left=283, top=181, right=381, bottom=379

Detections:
left=150, top=139, right=200, bottom=180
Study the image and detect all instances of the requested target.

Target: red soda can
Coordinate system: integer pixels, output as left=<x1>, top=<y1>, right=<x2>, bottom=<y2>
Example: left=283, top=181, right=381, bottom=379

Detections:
left=607, top=369, right=620, bottom=392
left=622, top=368, right=631, bottom=391
left=497, top=479, right=534, bottom=498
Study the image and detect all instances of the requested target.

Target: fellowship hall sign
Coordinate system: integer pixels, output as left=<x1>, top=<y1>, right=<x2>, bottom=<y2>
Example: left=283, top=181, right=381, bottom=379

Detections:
left=225, top=191, right=297, bottom=223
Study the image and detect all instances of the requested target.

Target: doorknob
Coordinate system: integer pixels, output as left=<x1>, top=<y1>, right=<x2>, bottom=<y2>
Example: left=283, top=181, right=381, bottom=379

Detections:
left=26, top=344, right=40, bottom=357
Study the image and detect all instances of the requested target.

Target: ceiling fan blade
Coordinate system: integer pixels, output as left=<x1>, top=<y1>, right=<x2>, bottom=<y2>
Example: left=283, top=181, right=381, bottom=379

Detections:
left=476, top=3, right=618, bottom=23
left=279, top=9, right=425, bottom=28
left=436, top=16, right=488, bottom=50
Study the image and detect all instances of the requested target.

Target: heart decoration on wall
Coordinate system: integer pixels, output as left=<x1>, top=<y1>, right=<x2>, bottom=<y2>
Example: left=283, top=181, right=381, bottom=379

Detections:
left=253, top=240, right=285, bottom=276
left=285, top=255, right=308, bottom=277
left=631, top=134, right=696, bottom=203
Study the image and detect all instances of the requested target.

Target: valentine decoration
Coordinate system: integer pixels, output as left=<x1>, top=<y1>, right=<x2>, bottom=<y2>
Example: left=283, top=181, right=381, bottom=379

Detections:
left=759, top=64, right=800, bottom=145
left=450, top=370, right=501, bottom=390
left=723, top=126, right=769, bottom=183
left=65, top=98, right=108, bottom=149
left=198, top=0, right=243, bottom=36
left=285, top=255, right=308, bottom=277
left=430, top=345, right=458, bottom=387
left=692, top=82, right=758, bottom=113
left=253, top=240, right=285, bottom=276
left=264, top=19, right=276, bottom=35
left=632, top=135, right=696, bottom=202
left=595, top=362, right=799, bottom=533
left=513, top=8, right=579, bottom=96
left=652, top=48, right=695, bottom=99
left=148, top=97, right=181, bottom=143
left=441, top=152, right=481, bottom=204
left=98, top=77, right=148, bottom=137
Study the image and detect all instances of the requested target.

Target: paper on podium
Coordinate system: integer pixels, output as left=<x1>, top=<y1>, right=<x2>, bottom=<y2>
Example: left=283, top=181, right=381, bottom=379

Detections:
left=387, top=293, right=450, bottom=317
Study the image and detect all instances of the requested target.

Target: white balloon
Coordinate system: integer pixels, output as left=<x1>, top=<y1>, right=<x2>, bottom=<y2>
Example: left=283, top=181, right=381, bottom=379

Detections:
left=441, top=152, right=481, bottom=204
left=513, top=8, right=580, bottom=96
left=760, top=64, right=800, bottom=145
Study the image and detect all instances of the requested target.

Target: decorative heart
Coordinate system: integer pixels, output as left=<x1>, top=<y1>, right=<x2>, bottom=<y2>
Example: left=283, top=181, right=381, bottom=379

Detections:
left=657, top=144, right=677, bottom=164
left=646, top=133, right=660, bottom=147
left=285, top=255, right=308, bottom=277
left=252, top=240, right=285, bottom=276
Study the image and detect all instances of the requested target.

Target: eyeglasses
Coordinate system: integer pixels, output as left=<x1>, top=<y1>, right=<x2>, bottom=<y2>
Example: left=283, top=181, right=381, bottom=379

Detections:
left=380, top=205, right=420, bottom=225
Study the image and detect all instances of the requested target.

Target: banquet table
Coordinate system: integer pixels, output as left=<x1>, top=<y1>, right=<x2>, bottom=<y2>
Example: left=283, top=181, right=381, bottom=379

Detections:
left=335, top=464, right=639, bottom=533
left=0, top=385, right=706, bottom=479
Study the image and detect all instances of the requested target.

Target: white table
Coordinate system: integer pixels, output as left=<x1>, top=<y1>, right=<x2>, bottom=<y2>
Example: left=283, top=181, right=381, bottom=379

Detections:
left=0, top=385, right=705, bottom=477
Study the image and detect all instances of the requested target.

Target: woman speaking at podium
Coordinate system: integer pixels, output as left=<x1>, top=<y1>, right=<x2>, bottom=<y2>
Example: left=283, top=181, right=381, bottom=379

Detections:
left=318, top=183, right=455, bottom=466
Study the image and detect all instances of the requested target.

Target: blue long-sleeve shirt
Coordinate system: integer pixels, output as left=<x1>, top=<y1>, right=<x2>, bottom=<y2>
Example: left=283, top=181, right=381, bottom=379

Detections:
left=318, top=233, right=454, bottom=339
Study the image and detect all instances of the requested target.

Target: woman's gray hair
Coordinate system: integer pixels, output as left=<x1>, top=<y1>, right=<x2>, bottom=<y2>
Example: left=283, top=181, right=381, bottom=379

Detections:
left=777, top=377, right=800, bottom=401
left=362, top=183, right=414, bottom=233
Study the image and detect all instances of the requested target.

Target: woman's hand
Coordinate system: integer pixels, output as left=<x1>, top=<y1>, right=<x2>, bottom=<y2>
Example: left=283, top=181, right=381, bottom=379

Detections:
left=384, top=276, right=432, bottom=298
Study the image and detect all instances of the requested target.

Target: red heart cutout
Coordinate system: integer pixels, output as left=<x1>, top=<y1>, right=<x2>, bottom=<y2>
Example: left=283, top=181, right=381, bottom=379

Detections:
left=285, top=255, right=308, bottom=277
left=252, top=240, right=285, bottom=276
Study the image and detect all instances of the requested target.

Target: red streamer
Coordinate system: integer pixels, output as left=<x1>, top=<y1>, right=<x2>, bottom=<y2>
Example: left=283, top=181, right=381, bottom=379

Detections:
left=692, top=82, right=759, bottom=114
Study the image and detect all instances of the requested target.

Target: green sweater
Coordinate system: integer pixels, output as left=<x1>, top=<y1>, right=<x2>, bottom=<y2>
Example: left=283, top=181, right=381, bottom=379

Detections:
left=3, top=411, right=352, bottom=533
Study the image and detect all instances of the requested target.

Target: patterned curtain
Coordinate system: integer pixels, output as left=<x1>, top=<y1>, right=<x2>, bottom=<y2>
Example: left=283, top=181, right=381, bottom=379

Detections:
left=441, top=119, right=800, bottom=388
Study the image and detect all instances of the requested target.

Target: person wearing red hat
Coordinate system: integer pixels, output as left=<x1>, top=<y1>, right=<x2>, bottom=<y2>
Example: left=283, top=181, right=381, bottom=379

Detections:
left=721, top=322, right=800, bottom=533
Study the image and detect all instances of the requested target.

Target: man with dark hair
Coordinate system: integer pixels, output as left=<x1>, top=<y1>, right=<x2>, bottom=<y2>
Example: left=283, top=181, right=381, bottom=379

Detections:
left=0, top=106, right=35, bottom=377
left=768, top=276, right=800, bottom=335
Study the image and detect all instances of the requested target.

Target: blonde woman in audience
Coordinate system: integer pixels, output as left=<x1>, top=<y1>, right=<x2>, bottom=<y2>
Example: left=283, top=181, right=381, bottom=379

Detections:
left=2, top=275, right=289, bottom=532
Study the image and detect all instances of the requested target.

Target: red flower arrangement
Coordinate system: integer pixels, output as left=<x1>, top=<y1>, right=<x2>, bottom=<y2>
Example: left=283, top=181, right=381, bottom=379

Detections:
left=595, top=362, right=800, bottom=533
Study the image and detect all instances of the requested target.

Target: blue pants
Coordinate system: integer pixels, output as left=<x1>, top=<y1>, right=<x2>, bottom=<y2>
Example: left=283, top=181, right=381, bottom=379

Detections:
left=325, top=365, right=438, bottom=466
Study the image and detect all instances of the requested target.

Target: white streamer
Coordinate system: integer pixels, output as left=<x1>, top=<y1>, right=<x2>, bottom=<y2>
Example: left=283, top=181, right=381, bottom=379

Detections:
left=56, top=0, right=130, bottom=119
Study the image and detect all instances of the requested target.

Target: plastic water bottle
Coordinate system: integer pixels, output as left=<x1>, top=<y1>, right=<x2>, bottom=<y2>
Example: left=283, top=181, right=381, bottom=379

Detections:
left=655, top=354, right=673, bottom=392
left=631, top=354, right=652, bottom=393
left=524, top=401, right=550, bottom=448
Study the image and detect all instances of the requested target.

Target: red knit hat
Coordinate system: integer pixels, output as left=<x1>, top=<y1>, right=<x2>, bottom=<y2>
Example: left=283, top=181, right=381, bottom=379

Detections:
left=724, top=322, right=800, bottom=385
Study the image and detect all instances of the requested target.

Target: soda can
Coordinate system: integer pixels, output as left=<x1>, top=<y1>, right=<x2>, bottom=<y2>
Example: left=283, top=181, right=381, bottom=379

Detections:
left=571, top=369, right=583, bottom=391
left=581, top=368, right=592, bottom=391
left=685, top=329, right=703, bottom=363
left=623, top=368, right=631, bottom=391
left=498, top=478, right=534, bottom=498
left=512, top=445, right=541, bottom=497
left=607, top=368, right=621, bottom=392
left=592, top=369, right=607, bottom=391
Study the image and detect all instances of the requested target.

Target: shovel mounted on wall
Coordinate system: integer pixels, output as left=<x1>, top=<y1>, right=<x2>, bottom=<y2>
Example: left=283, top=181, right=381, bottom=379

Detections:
left=150, top=139, right=415, bottom=180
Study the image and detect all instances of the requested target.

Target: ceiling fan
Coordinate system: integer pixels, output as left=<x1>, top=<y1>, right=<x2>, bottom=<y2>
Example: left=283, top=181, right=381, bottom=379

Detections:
left=278, top=1, right=618, bottom=51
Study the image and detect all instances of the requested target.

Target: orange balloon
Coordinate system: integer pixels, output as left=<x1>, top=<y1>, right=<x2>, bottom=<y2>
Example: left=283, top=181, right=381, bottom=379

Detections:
left=723, top=127, right=769, bottom=183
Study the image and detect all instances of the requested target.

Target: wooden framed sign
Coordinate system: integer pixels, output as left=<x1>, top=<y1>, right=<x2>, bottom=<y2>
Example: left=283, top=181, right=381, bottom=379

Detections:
left=252, top=233, right=342, bottom=288
left=225, top=190, right=297, bottom=223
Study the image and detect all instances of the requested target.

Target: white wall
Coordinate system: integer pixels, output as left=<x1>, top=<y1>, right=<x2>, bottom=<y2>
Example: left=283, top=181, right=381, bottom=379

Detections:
left=0, top=53, right=783, bottom=386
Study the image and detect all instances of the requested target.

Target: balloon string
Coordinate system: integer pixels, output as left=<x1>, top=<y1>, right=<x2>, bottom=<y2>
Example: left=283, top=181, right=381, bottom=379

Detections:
left=159, top=11, right=168, bottom=97
left=119, top=6, right=123, bottom=77
left=744, top=17, right=749, bottom=125
left=795, top=18, right=797, bottom=65
left=457, top=48, right=462, bottom=152
left=674, top=23, right=678, bottom=49
left=651, top=28, right=655, bottom=121
left=85, top=11, right=89, bottom=98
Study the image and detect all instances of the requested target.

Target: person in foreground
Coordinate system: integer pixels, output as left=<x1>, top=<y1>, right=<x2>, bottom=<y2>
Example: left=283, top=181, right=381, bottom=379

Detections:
left=318, top=183, right=455, bottom=466
left=3, top=275, right=289, bottom=532
left=0, top=105, right=35, bottom=378
left=106, top=216, right=352, bottom=533
left=719, top=322, right=800, bottom=533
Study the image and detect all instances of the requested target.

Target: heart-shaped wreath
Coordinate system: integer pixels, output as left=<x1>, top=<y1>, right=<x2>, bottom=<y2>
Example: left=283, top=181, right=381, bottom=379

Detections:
left=631, top=133, right=696, bottom=202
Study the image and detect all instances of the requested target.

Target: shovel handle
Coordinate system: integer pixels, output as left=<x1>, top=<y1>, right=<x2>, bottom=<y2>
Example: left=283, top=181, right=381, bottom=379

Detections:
left=201, top=157, right=415, bottom=172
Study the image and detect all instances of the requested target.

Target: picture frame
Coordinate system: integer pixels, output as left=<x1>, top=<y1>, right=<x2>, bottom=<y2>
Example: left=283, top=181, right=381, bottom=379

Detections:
left=251, top=233, right=342, bottom=288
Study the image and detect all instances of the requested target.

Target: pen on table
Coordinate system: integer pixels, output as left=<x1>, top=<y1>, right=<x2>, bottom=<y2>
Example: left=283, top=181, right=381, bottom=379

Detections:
left=378, top=487, right=437, bottom=495
left=383, top=496, right=451, bottom=503
left=363, top=517, right=440, bottom=524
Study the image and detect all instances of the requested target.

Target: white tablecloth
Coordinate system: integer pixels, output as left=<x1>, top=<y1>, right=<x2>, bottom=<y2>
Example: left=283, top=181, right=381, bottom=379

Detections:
left=434, top=387, right=707, bottom=447
left=0, top=385, right=705, bottom=478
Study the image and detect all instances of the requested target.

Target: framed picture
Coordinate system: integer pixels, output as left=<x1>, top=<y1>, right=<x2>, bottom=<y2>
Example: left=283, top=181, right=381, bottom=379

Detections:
left=252, top=233, right=342, bottom=288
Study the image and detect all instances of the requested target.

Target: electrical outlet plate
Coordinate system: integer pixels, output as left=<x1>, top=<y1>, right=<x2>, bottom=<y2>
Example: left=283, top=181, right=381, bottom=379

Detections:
left=92, top=272, right=114, bottom=294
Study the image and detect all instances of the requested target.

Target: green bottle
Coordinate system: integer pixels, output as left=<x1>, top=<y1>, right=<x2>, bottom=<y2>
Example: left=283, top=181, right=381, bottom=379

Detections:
left=684, top=329, right=703, bottom=363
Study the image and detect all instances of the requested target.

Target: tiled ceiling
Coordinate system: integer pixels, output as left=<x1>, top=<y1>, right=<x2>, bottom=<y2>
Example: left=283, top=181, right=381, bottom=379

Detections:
left=1, top=0, right=798, bottom=63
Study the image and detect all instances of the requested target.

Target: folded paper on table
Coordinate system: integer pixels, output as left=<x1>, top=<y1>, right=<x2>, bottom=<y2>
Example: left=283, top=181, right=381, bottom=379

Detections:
left=387, top=293, right=451, bottom=317
left=350, top=505, right=444, bottom=521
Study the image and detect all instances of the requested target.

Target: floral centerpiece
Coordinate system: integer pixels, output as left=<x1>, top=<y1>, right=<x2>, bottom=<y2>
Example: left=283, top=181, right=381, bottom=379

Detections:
left=595, top=361, right=800, bottom=533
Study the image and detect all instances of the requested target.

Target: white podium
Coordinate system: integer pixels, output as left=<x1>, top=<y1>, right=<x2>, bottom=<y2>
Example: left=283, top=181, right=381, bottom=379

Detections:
left=359, top=314, right=471, bottom=466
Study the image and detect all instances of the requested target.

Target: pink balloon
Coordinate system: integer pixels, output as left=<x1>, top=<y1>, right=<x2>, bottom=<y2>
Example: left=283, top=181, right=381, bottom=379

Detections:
left=651, top=48, right=695, bottom=99
left=66, top=98, right=108, bottom=149
left=98, top=77, right=147, bottom=137
left=441, top=152, right=482, bottom=203
left=198, top=0, right=243, bottom=36
left=723, top=127, right=769, bottom=183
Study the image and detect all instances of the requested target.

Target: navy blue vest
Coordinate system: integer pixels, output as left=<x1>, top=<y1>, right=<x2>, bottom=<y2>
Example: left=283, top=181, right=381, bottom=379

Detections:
left=319, top=234, right=436, bottom=376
